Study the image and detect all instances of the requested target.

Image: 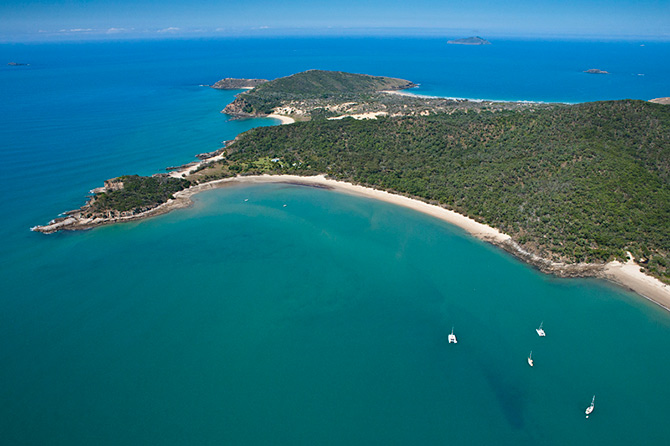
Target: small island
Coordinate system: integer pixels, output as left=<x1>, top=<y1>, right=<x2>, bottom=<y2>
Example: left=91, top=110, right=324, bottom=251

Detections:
left=584, top=68, right=609, bottom=74
left=447, top=36, right=491, bottom=45
left=7, top=62, right=29, bottom=66
left=210, top=78, right=268, bottom=89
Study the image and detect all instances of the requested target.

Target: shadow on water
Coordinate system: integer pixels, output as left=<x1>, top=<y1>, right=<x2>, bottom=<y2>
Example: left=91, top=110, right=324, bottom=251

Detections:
left=480, top=361, right=527, bottom=429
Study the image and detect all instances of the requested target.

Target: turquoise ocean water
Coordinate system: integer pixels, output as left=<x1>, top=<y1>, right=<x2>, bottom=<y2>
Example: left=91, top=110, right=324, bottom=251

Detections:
left=1, top=38, right=670, bottom=444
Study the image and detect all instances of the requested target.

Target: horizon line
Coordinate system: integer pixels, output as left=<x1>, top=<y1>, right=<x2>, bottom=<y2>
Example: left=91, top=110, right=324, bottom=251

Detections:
left=2, top=26, right=669, bottom=44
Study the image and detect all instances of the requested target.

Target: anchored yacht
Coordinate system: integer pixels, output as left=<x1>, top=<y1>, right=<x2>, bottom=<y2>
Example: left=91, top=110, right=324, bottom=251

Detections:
left=585, top=395, right=595, bottom=418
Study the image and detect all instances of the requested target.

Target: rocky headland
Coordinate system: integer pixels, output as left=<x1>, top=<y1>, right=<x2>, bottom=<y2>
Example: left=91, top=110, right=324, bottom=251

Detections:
left=32, top=175, right=192, bottom=234
left=210, top=78, right=268, bottom=89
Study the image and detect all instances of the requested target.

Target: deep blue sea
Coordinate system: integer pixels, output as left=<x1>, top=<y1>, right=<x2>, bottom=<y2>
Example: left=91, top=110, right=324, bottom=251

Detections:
left=1, top=37, right=670, bottom=445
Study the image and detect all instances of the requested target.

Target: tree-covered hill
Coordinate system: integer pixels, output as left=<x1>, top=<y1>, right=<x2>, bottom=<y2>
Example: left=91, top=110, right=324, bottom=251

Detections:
left=224, top=70, right=416, bottom=116
left=214, top=99, right=669, bottom=281
left=252, top=69, right=416, bottom=96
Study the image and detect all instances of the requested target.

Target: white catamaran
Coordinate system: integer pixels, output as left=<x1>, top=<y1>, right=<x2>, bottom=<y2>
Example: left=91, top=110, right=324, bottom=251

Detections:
left=527, top=351, right=534, bottom=367
left=448, top=327, right=457, bottom=344
left=585, top=395, right=595, bottom=418
left=536, top=322, right=546, bottom=337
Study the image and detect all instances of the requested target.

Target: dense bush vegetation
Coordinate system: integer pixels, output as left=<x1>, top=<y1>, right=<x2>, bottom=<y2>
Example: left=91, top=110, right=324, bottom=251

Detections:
left=91, top=175, right=191, bottom=213
left=222, top=100, right=670, bottom=280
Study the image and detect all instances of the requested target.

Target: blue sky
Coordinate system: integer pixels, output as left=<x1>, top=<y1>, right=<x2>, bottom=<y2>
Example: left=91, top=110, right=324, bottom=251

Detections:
left=1, top=0, right=668, bottom=41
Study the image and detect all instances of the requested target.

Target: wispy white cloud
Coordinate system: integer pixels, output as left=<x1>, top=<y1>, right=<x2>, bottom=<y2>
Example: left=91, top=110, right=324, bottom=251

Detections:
left=59, top=28, right=94, bottom=33
left=157, top=27, right=180, bottom=33
left=106, top=27, right=131, bottom=34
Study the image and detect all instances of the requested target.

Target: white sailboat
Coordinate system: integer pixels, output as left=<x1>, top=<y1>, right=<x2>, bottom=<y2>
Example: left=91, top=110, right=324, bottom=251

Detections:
left=448, top=327, right=457, bottom=344
left=536, top=321, right=546, bottom=337
left=527, top=351, right=534, bottom=367
left=585, top=395, right=595, bottom=418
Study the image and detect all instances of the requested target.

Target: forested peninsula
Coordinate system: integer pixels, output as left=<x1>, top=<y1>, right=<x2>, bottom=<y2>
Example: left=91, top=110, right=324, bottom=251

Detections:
left=33, top=70, right=670, bottom=289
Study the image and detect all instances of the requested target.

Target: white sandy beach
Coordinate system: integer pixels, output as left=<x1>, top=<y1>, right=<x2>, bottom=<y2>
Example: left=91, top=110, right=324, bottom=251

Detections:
left=168, top=153, right=226, bottom=178
left=603, top=255, right=670, bottom=311
left=179, top=174, right=670, bottom=312
left=328, top=112, right=389, bottom=120
left=266, top=114, right=295, bottom=125
left=382, top=89, right=552, bottom=104
left=382, top=89, right=437, bottom=98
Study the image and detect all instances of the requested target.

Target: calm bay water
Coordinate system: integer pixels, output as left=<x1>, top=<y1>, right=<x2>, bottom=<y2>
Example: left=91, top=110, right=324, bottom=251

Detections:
left=1, top=37, right=670, bottom=444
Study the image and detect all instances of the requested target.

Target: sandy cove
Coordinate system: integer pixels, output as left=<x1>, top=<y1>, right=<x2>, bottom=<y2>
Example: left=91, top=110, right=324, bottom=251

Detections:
left=167, top=115, right=293, bottom=180
left=231, top=175, right=510, bottom=243
left=266, top=114, right=296, bottom=125
left=33, top=173, right=670, bottom=312
left=182, top=175, right=670, bottom=311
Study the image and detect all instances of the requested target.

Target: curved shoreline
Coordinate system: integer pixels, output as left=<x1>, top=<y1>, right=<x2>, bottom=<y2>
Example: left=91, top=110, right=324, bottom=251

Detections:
left=32, top=173, right=670, bottom=312
left=382, top=89, right=567, bottom=105
left=266, top=114, right=296, bottom=125
left=233, top=175, right=670, bottom=311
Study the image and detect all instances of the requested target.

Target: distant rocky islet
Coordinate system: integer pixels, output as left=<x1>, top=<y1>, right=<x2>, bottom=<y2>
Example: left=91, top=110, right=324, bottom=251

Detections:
left=584, top=68, right=609, bottom=74
left=447, top=36, right=491, bottom=45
